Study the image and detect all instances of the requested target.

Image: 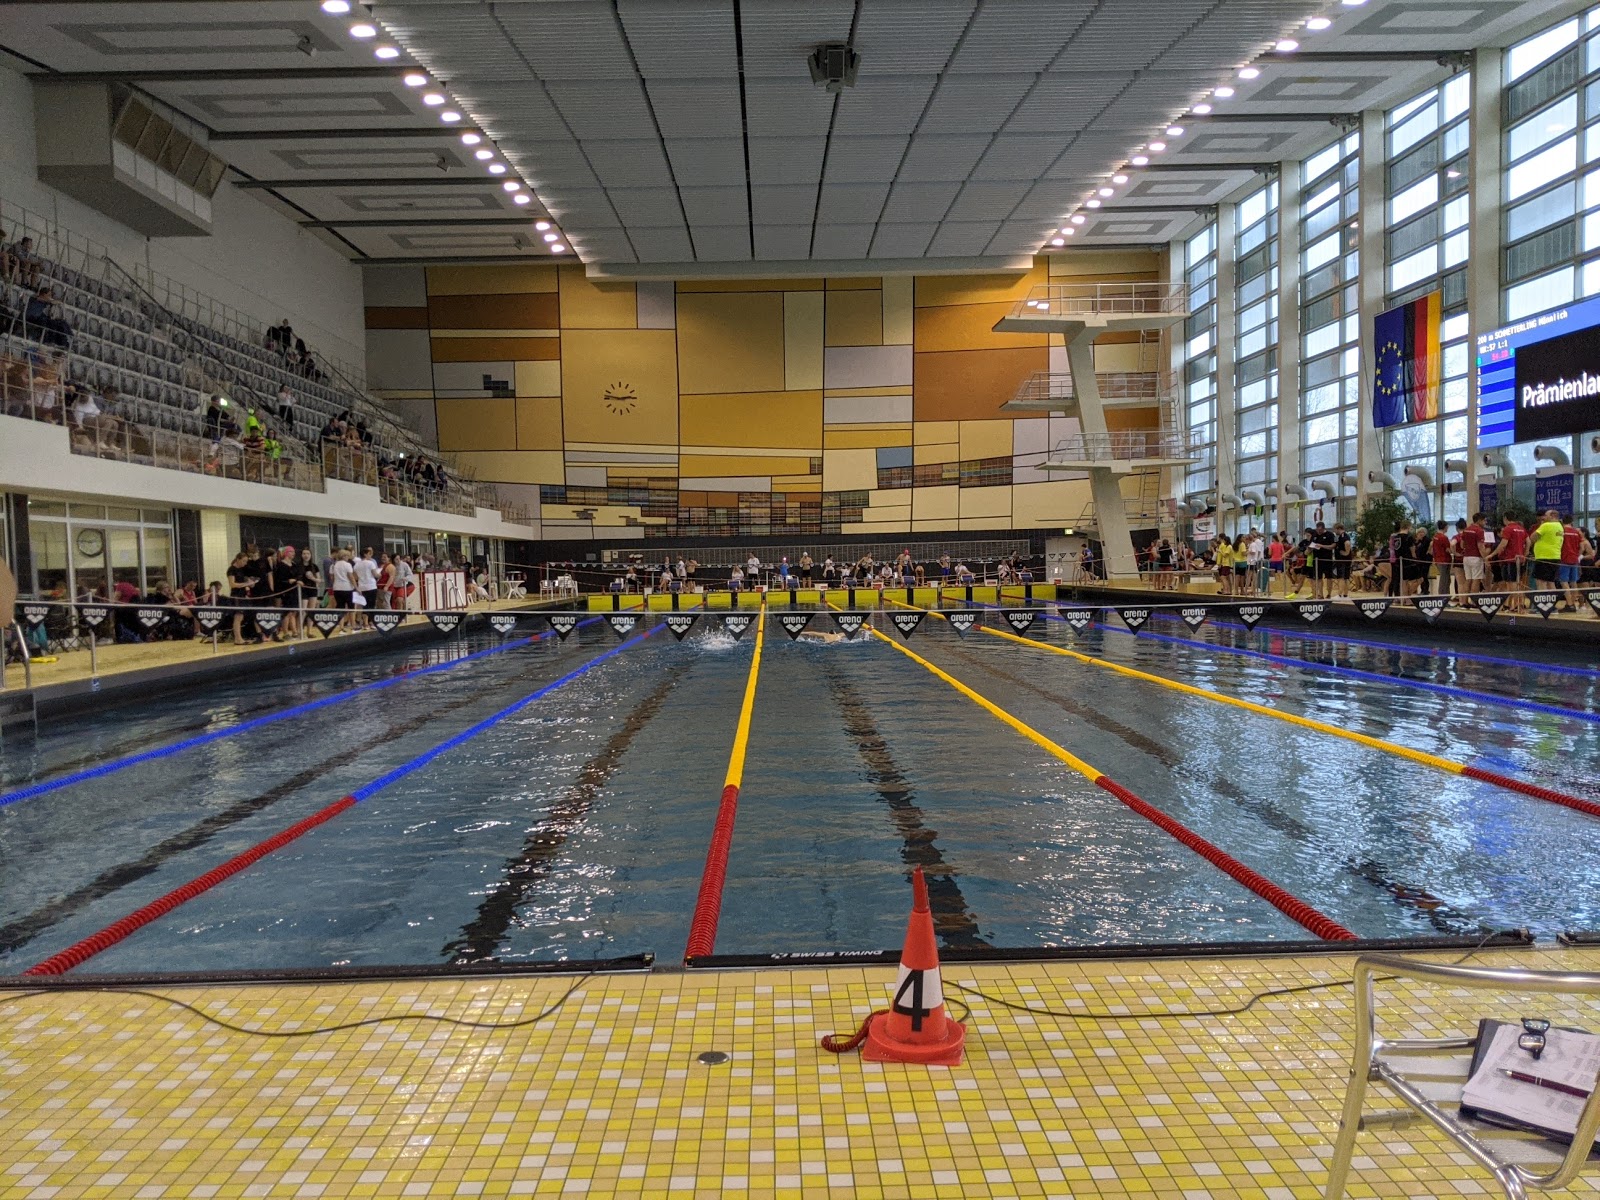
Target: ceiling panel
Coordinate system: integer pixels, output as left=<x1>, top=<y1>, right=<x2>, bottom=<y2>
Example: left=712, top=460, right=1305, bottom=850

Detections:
left=3, top=0, right=1568, bottom=269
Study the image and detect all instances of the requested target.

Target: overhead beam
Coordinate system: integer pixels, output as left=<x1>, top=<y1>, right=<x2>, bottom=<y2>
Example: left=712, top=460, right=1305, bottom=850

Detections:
left=1276, top=50, right=1472, bottom=67
left=298, top=217, right=535, bottom=228
left=1088, top=205, right=1215, bottom=214
left=1133, top=161, right=1274, bottom=173
left=236, top=176, right=506, bottom=189
left=1187, top=112, right=1356, bottom=125
left=30, top=66, right=410, bottom=83
left=211, top=128, right=463, bottom=142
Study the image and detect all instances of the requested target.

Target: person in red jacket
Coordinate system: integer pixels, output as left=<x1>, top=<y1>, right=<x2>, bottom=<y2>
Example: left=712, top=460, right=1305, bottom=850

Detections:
left=1457, top=513, right=1487, bottom=603
left=1561, top=517, right=1594, bottom=613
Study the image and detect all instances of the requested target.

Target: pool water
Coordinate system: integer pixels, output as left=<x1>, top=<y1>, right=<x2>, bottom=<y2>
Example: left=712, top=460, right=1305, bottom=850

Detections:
left=3, top=607, right=1599, bottom=975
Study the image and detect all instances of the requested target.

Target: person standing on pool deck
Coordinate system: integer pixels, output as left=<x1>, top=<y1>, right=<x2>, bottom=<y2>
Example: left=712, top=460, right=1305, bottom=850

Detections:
left=1332, top=524, right=1354, bottom=597
left=1308, top=521, right=1335, bottom=600
left=729, top=563, right=744, bottom=594
left=799, top=552, right=813, bottom=586
left=354, top=547, right=379, bottom=629
left=1560, top=518, right=1592, bottom=612
left=1492, top=513, right=1528, bottom=613
left=1430, top=521, right=1452, bottom=602
left=1531, top=509, right=1565, bottom=597
left=1458, top=513, right=1487, bottom=601
left=746, top=551, right=760, bottom=588
left=328, top=549, right=357, bottom=635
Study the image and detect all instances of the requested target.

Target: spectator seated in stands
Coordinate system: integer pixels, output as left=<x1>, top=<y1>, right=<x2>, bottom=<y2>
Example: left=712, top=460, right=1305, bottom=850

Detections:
left=23, top=286, right=73, bottom=348
left=3, top=234, right=40, bottom=289
left=265, top=320, right=294, bottom=355
left=12, top=347, right=64, bottom=422
left=274, top=383, right=295, bottom=422
left=203, top=395, right=227, bottom=440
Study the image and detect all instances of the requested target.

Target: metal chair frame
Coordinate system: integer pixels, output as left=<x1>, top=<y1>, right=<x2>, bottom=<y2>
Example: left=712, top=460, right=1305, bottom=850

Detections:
left=1326, top=954, right=1600, bottom=1200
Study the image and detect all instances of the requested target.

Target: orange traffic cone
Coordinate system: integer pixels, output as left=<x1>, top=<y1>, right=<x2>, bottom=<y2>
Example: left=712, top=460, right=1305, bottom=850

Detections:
left=861, top=867, right=966, bottom=1066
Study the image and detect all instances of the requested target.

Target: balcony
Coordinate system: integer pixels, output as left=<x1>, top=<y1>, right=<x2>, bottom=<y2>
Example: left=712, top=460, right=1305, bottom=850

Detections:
left=1040, top=429, right=1204, bottom=471
left=1001, top=369, right=1176, bottom=413
left=992, top=282, right=1190, bottom=336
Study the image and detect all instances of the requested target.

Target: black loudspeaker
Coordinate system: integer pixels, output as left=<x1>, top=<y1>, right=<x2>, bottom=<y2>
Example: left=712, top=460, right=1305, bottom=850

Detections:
left=808, top=43, right=860, bottom=92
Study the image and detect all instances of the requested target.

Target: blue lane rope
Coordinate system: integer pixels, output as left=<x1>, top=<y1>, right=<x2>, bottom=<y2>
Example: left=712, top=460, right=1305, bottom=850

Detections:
left=349, top=624, right=662, bottom=803
left=0, top=618, right=602, bottom=809
left=1157, top=606, right=1600, bottom=681
left=1003, top=603, right=1600, bottom=725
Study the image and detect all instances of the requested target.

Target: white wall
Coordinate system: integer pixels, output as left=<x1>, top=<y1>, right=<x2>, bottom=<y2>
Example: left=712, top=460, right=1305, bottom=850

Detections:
left=0, top=63, right=367, bottom=376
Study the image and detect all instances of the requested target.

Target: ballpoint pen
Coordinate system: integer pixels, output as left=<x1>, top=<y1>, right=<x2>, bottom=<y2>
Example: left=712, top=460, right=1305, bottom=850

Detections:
left=1499, top=1068, right=1594, bottom=1100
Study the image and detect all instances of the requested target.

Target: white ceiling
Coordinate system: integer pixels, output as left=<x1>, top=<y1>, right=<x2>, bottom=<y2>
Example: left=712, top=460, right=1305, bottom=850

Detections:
left=0, top=0, right=1583, bottom=276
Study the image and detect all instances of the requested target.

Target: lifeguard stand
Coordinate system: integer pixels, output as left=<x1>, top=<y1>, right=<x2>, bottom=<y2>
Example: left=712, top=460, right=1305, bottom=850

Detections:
left=993, top=282, right=1196, bottom=580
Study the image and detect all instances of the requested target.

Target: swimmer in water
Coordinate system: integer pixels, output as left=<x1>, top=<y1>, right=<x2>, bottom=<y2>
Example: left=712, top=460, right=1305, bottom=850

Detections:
left=796, top=630, right=846, bottom=644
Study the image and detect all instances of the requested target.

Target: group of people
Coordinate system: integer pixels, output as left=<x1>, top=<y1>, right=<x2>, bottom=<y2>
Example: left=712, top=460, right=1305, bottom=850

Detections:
left=1385, top=511, right=1596, bottom=612
left=263, top=319, right=324, bottom=382
left=613, top=550, right=1030, bottom=593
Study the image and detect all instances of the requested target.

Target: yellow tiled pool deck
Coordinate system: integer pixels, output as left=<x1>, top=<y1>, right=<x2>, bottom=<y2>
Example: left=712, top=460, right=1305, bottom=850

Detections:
left=7, top=946, right=1600, bottom=1199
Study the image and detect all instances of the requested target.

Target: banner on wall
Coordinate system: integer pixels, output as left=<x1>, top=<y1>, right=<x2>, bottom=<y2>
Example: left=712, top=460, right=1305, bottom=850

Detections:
left=1192, top=515, right=1216, bottom=543
left=1478, top=480, right=1499, bottom=514
left=1535, top=465, right=1576, bottom=515
left=1374, top=291, right=1441, bottom=427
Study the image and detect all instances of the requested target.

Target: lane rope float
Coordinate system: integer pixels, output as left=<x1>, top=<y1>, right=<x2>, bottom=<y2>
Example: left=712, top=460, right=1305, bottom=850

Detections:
left=24, top=619, right=643, bottom=976
left=2, top=628, right=555, bottom=809
left=1018, top=604, right=1600, bottom=724
left=684, top=601, right=767, bottom=961
left=852, top=605, right=1355, bottom=941
left=977, top=618, right=1600, bottom=821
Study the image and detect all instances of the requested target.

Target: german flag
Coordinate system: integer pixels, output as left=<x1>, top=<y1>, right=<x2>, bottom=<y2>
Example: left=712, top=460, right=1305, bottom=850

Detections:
left=1373, top=291, right=1441, bottom=427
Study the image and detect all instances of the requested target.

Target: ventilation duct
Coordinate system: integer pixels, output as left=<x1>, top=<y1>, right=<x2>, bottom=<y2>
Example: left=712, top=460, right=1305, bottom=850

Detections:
left=33, top=82, right=226, bottom=237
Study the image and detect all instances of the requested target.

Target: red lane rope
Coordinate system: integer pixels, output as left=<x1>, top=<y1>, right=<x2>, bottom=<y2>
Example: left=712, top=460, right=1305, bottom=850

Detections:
left=684, top=783, right=740, bottom=960
left=1094, top=776, right=1357, bottom=942
left=1460, top=766, right=1600, bottom=819
left=24, top=796, right=358, bottom=976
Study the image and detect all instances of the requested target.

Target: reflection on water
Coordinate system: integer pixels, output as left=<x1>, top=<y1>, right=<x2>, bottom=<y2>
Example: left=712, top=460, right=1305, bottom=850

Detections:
left=3, top=613, right=1599, bottom=972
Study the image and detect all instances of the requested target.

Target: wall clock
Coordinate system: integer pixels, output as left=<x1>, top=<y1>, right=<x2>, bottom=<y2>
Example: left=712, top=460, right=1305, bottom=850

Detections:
left=603, top=381, right=637, bottom=415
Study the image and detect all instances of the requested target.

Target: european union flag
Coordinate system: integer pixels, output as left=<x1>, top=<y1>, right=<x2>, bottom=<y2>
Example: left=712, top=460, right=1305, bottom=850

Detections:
left=1373, top=305, right=1408, bottom=428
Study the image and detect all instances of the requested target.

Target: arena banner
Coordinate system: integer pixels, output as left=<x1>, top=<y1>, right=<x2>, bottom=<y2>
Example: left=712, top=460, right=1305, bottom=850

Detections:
left=489, top=614, right=518, bottom=634
left=946, top=611, right=980, bottom=637
left=1061, top=608, right=1097, bottom=633
left=721, top=613, right=753, bottom=640
left=831, top=612, right=866, bottom=638
left=664, top=613, right=699, bottom=641
left=546, top=613, right=579, bottom=640
left=1115, top=606, right=1150, bottom=632
left=606, top=613, right=638, bottom=638
left=778, top=613, right=813, bottom=640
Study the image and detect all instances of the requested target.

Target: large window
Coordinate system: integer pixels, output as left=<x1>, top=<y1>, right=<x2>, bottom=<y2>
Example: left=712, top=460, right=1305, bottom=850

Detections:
left=25, top=500, right=174, bottom=599
left=1383, top=77, right=1472, bottom=519
left=1181, top=221, right=1219, bottom=499
left=1298, top=134, right=1361, bottom=492
left=1234, top=181, right=1279, bottom=521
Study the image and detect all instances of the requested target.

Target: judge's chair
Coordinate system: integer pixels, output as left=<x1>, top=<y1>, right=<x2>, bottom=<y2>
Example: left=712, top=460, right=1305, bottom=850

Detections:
left=1326, top=954, right=1600, bottom=1200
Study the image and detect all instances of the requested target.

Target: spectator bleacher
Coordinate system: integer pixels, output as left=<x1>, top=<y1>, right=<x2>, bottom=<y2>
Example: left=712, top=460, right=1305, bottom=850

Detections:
left=0, top=202, right=522, bottom=522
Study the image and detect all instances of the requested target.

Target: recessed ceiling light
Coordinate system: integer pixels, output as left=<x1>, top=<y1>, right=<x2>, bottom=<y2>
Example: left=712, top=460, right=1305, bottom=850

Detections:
left=1062, top=227, right=1074, bottom=235
left=1112, top=173, right=1128, bottom=184
left=422, top=92, right=445, bottom=106
left=1148, top=140, right=1167, bottom=152
left=321, top=0, right=350, bottom=12
left=460, top=132, right=481, bottom=145
left=503, top=180, right=521, bottom=192
left=1341, top=0, right=1368, bottom=6
left=513, top=193, right=531, bottom=205
left=1166, top=125, right=1184, bottom=136
left=488, top=162, right=506, bottom=174
left=403, top=72, right=427, bottom=87
left=374, top=45, right=399, bottom=59
left=536, top=220, right=551, bottom=231
left=474, top=148, right=493, bottom=160
left=551, top=243, right=566, bottom=253
left=1446, top=168, right=1463, bottom=178
left=543, top=232, right=559, bottom=242
left=349, top=22, right=376, bottom=38
left=1275, top=38, right=1299, bottom=52
left=440, top=110, right=461, bottom=123
left=1098, top=186, right=1114, bottom=197
left=1086, top=198, right=1101, bottom=208
left=1049, top=237, right=1066, bottom=246
left=1130, top=154, right=1149, bottom=166
left=1214, top=86, right=1235, bottom=98
left=1239, top=66, right=1261, bottom=79
left=1192, top=103, right=1212, bottom=115
left=1069, top=215, right=1086, bottom=225
left=1306, top=16, right=1332, bottom=30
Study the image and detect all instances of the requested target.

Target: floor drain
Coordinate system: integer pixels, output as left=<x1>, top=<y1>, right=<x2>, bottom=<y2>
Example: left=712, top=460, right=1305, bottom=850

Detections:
left=697, top=1050, right=731, bottom=1065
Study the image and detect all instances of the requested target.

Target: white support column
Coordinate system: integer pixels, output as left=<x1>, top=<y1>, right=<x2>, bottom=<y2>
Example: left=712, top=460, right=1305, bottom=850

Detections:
left=1356, top=108, right=1387, bottom=516
left=1214, top=201, right=1239, bottom=532
left=1466, top=48, right=1503, bottom=513
left=1275, top=161, right=1302, bottom=535
left=1064, top=333, right=1137, bottom=579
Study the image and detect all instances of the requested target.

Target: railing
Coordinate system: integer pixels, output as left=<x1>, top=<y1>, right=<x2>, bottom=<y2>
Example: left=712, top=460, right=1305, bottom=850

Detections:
left=1005, top=370, right=1178, bottom=407
left=378, top=475, right=476, bottom=517
left=1045, top=429, right=1205, bottom=462
left=1010, top=281, right=1190, bottom=317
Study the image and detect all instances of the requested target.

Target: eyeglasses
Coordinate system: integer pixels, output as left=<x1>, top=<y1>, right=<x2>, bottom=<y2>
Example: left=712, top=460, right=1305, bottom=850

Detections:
left=1519, top=1017, right=1551, bottom=1060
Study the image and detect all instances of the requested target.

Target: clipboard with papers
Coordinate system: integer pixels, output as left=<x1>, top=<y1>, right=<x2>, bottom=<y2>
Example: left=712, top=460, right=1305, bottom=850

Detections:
left=1461, top=1019, right=1600, bottom=1148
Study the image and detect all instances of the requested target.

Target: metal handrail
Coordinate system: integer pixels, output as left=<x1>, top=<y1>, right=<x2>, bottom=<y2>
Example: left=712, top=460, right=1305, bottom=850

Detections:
left=1046, top=430, right=1204, bottom=461
left=1010, top=281, right=1190, bottom=317
left=1008, top=370, right=1178, bottom=406
left=1325, top=954, right=1600, bottom=1200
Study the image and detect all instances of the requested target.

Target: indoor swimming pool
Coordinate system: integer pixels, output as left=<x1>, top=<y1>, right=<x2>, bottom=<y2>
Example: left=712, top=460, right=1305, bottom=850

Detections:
left=2, top=604, right=1598, bottom=976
